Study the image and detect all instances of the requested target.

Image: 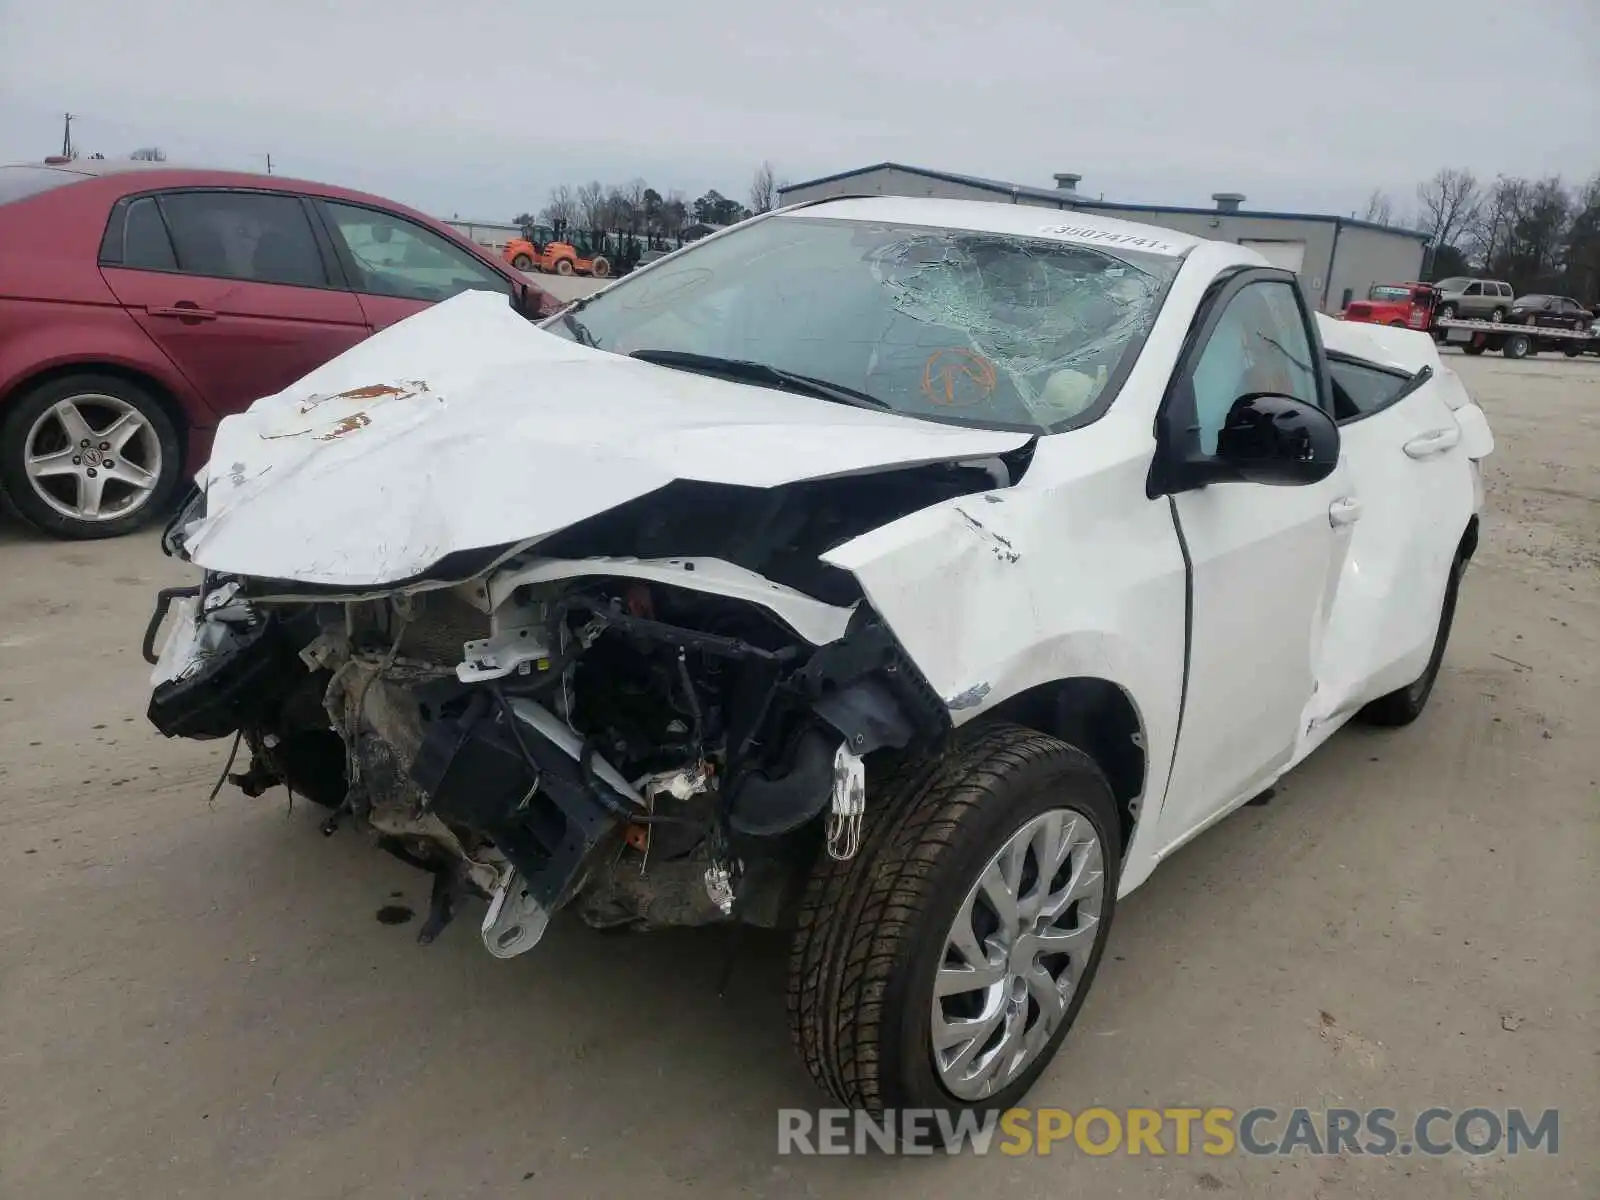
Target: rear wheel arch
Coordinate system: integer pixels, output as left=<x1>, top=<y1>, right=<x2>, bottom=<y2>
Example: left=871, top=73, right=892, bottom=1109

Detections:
left=974, top=676, right=1146, bottom=847
left=2, top=360, right=192, bottom=464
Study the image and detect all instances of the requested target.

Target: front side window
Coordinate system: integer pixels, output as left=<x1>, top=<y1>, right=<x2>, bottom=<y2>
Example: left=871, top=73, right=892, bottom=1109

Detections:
left=1188, top=281, right=1319, bottom=455
left=1463, top=282, right=1482, bottom=296
left=159, top=191, right=328, bottom=288
left=322, top=202, right=510, bottom=302
left=543, top=214, right=1180, bottom=432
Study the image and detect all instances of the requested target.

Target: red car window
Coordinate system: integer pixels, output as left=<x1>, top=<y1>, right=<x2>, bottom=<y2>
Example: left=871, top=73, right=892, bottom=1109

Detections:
left=159, top=191, right=329, bottom=289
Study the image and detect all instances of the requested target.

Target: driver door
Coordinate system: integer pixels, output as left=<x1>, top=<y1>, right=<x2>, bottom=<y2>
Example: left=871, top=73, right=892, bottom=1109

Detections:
left=1151, top=270, right=1356, bottom=853
left=313, top=200, right=513, bottom=331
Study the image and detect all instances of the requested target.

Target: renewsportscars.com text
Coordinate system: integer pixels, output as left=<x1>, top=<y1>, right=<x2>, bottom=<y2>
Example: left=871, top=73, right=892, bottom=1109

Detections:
left=777, top=1106, right=1560, bottom=1157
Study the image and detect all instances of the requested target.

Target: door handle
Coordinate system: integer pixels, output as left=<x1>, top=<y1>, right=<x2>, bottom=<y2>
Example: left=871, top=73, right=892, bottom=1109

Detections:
left=1403, top=427, right=1460, bottom=458
left=147, top=303, right=218, bottom=322
left=1328, top=496, right=1363, bottom=527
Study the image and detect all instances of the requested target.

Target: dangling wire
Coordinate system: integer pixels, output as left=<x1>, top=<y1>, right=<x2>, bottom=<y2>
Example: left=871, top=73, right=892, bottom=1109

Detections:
left=207, top=729, right=243, bottom=807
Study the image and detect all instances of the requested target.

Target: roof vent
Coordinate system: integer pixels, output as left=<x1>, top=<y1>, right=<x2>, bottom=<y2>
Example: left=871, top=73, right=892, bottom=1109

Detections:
left=1053, top=173, right=1082, bottom=193
left=1212, top=192, right=1246, bottom=213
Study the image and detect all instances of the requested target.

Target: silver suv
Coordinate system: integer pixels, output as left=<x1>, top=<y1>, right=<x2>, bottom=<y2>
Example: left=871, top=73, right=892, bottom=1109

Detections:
left=1434, top=277, right=1514, bottom=322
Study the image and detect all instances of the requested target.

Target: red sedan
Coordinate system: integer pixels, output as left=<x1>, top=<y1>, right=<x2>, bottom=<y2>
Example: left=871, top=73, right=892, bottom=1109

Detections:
left=0, top=160, right=558, bottom=538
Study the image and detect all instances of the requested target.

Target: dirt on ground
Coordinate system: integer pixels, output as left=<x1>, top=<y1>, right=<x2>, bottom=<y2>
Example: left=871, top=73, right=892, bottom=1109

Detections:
left=0, top=352, right=1595, bottom=1199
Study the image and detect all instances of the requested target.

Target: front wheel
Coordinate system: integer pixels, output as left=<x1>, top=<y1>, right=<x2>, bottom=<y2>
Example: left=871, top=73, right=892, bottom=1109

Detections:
left=788, top=726, right=1121, bottom=1116
left=554, top=258, right=575, bottom=276
left=1436, top=303, right=1457, bottom=321
left=0, top=373, right=183, bottom=539
left=510, top=253, right=534, bottom=271
left=589, top=256, right=611, bottom=278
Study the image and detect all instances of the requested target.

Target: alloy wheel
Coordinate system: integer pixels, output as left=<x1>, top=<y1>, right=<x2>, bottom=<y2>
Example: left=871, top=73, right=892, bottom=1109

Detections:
left=931, top=806, right=1106, bottom=1101
left=23, top=394, right=163, bottom=522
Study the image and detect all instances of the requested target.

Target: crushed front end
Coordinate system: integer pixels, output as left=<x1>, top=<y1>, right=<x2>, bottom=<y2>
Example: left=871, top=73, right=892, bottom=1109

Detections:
left=145, top=557, right=950, bottom=956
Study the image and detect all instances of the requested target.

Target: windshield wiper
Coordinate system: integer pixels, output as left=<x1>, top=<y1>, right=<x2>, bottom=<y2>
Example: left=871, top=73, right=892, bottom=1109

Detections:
left=628, top=349, right=890, bottom=411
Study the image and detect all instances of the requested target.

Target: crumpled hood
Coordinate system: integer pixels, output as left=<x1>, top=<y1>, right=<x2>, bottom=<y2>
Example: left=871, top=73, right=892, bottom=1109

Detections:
left=181, top=291, right=1031, bottom=587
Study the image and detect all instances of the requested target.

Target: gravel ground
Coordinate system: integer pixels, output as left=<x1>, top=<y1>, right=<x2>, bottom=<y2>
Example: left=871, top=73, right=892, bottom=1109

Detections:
left=0, top=352, right=1595, bottom=1199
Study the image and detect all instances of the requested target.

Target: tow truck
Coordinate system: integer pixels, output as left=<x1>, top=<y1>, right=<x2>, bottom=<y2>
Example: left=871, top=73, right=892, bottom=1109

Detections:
left=1435, top=317, right=1598, bottom=360
left=1345, top=281, right=1598, bottom=359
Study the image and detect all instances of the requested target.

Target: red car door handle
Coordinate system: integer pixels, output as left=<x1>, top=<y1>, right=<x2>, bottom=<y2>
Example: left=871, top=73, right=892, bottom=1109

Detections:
left=147, top=303, right=218, bottom=322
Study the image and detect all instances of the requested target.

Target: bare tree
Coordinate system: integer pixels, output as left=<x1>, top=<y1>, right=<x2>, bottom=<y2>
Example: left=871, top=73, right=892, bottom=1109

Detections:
left=1362, top=189, right=1395, bottom=226
left=749, top=161, right=777, bottom=214
left=1415, top=167, right=1480, bottom=250
left=575, top=181, right=606, bottom=232
left=129, top=146, right=167, bottom=162
left=618, top=178, right=648, bottom=233
left=539, top=184, right=579, bottom=231
left=1464, top=175, right=1523, bottom=270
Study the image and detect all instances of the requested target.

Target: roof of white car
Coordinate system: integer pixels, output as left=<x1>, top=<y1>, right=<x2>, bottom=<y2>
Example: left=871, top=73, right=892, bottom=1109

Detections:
left=787, top=194, right=1206, bottom=258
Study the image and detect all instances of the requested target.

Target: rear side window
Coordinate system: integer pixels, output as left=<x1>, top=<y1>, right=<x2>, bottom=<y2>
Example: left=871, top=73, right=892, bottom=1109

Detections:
left=1497, top=283, right=1513, bottom=298
left=123, top=197, right=178, bottom=270
left=1328, top=356, right=1411, bottom=422
left=158, top=191, right=329, bottom=288
left=0, top=165, right=86, bottom=206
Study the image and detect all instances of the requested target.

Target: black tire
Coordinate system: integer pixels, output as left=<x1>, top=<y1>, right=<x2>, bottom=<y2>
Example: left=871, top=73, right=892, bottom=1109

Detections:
left=787, top=724, right=1121, bottom=1117
left=555, top=258, right=575, bottom=276
left=1358, top=553, right=1464, bottom=727
left=1436, top=303, right=1456, bottom=321
left=589, top=256, right=611, bottom=279
left=1490, top=307, right=1506, bottom=323
left=1502, top=332, right=1532, bottom=359
left=0, top=372, right=182, bottom=540
left=511, top=253, right=534, bottom=271
left=1462, top=342, right=1487, bottom=356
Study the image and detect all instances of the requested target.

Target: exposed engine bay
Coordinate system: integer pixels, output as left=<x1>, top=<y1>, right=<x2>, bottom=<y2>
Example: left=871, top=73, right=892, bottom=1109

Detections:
left=142, top=466, right=1008, bottom=957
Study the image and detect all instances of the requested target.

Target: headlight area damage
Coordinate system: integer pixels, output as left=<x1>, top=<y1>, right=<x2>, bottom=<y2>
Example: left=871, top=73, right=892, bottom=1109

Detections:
left=143, top=466, right=1018, bottom=957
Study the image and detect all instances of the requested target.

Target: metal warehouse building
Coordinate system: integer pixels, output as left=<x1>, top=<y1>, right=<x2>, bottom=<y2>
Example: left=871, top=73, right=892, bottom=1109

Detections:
left=777, top=164, right=1430, bottom=315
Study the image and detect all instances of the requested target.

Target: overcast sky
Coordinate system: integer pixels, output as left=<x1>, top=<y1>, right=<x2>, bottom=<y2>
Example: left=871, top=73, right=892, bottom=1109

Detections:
left=2, top=0, right=1595, bottom=224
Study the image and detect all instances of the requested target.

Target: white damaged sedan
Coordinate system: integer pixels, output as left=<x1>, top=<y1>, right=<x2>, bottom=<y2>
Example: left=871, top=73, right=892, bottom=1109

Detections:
left=145, top=197, right=1493, bottom=1115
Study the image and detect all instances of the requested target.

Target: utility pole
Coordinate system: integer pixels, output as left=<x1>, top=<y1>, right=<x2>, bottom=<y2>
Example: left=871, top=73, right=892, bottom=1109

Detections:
left=61, top=113, right=75, bottom=159
left=265, top=153, right=272, bottom=175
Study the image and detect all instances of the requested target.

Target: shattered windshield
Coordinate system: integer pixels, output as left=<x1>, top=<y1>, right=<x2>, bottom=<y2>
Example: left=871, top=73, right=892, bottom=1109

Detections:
left=543, top=215, right=1181, bottom=432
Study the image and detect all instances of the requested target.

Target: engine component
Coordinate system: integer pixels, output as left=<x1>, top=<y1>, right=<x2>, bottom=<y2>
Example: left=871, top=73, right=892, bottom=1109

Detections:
left=409, top=689, right=639, bottom=911
left=148, top=605, right=321, bottom=740
left=482, top=866, right=551, bottom=957
left=726, top=726, right=837, bottom=836
left=704, top=860, right=736, bottom=916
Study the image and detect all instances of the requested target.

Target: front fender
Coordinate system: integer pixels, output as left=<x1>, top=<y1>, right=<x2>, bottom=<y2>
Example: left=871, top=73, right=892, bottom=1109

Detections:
left=821, top=450, right=1188, bottom=892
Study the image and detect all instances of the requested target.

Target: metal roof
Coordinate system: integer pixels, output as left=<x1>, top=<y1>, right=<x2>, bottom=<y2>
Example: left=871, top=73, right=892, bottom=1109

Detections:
left=776, top=161, right=1432, bottom=242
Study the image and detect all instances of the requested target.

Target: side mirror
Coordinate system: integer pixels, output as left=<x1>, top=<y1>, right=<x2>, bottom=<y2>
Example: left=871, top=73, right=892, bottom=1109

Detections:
left=1214, top=393, right=1340, bottom=486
